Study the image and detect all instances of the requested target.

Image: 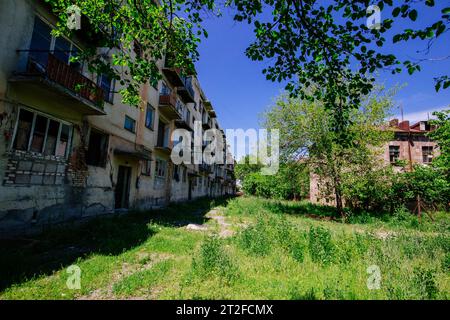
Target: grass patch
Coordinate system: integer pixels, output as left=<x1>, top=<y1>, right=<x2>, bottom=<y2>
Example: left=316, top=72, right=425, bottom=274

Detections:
left=1, top=196, right=448, bottom=300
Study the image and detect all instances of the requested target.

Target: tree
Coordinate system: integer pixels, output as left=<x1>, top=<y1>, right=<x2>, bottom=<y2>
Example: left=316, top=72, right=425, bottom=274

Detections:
left=47, top=0, right=449, bottom=113
left=428, top=109, right=450, bottom=175
left=234, top=155, right=263, bottom=182
left=45, top=0, right=218, bottom=106
left=262, top=88, right=394, bottom=216
left=232, top=0, right=449, bottom=132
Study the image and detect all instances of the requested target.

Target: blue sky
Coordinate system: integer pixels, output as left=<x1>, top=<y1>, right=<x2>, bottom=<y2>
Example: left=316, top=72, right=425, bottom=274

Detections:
left=194, top=5, right=450, bottom=131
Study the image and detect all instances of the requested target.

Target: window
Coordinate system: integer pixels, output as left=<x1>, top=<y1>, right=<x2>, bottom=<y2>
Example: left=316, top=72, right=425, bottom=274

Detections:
left=141, top=160, right=151, bottom=176
left=86, top=129, right=109, bottom=167
left=12, top=108, right=72, bottom=157
left=389, top=145, right=400, bottom=163
left=422, top=146, right=433, bottom=163
left=124, top=115, right=136, bottom=133
left=186, top=109, right=191, bottom=125
left=182, top=167, right=187, bottom=183
left=29, top=17, right=81, bottom=69
left=160, top=82, right=171, bottom=96
left=29, top=17, right=52, bottom=67
left=145, top=104, right=155, bottom=130
left=150, top=76, right=159, bottom=90
left=155, top=159, right=167, bottom=178
left=98, top=74, right=114, bottom=103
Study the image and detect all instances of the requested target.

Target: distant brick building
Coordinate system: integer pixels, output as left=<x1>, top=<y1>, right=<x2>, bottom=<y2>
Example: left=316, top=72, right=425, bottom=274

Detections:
left=310, top=119, right=438, bottom=205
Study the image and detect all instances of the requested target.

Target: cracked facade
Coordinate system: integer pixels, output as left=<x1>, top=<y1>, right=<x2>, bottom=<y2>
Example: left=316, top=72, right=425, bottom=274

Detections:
left=0, top=0, right=236, bottom=236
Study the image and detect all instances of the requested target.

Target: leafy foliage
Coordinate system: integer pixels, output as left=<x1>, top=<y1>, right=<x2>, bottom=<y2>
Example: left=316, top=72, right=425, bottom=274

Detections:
left=231, top=0, right=449, bottom=128
left=428, top=109, right=450, bottom=174
left=240, top=162, right=309, bottom=200
left=262, top=88, right=394, bottom=215
left=46, top=0, right=218, bottom=106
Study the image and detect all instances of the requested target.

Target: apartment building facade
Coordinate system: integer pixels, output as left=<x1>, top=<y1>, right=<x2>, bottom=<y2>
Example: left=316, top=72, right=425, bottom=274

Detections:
left=309, top=118, right=438, bottom=205
left=0, top=0, right=235, bottom=236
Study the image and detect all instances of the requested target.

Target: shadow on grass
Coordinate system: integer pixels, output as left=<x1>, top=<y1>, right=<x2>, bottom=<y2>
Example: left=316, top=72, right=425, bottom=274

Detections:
left=0, top=196, right=233, bottom=292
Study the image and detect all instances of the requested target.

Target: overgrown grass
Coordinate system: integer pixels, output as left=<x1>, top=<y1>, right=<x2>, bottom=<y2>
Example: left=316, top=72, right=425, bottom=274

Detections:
left=1, top=196, right=448, bottom=300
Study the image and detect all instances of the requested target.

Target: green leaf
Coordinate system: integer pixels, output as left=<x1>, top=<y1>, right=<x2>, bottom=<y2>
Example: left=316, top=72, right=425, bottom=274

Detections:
left=409, top=9, right=418, bottom=21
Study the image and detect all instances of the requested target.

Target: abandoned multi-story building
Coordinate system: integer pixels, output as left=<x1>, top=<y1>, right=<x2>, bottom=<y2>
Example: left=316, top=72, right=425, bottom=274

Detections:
left=309, top=118, right=438, bottom=205
left=0, top=0, right=236, bottom=236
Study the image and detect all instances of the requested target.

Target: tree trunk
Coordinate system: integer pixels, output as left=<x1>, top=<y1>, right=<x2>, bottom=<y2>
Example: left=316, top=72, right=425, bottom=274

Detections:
left=333, top=176, right=344, bottom=218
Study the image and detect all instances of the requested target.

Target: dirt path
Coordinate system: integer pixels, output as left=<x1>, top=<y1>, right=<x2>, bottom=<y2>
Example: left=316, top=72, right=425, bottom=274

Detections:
left=185, top=207, right=236, bottom=238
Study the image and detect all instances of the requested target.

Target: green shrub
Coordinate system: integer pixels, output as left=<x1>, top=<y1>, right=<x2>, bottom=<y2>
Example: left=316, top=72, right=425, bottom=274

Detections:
left=411, top=267, right=439, bottom=299
left=236, top=213, right=300, bottom=257
left=308, top=226, right=335, bottom=265
left=192, top=236, right=239, bottom=283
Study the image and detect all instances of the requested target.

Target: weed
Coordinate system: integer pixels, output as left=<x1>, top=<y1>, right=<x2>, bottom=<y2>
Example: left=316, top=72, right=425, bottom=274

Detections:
left=192, top=236, right=239, bottom=284
left=308, top=226, right=335, bottom=265
left=411, top=267, right=439, bottom=300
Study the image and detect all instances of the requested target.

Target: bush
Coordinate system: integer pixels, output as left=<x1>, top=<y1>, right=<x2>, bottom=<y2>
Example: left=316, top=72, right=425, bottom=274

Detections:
left=343, top=164, right=449, bottom=215
left=411, top=267, right=439, bottom=299
left=192, top=236, right=239, bottom=283
left=235, top=213, right=303, bottom=258
left=308, top=226, right=335, bottom=265
left=241, top=163, right=309, bottom=200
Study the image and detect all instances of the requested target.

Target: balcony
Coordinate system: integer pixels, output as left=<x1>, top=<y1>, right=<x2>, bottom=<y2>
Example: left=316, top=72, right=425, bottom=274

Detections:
left=162, top=58, right=184, bottom=87
left=177, top=76, right=195, bottom=104
left=9, top=52, right=105, bottom=115
left=175, top=119, right=193, bottom=131
left=159, top=94, right=181, bottom=121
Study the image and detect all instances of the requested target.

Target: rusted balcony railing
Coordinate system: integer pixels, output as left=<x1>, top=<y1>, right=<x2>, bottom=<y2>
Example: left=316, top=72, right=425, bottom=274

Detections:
left=159, top=93, right=177, bottom=108
left=46, top=54, right=104, bottom=105
left=24, top=53, right=104, bottom=107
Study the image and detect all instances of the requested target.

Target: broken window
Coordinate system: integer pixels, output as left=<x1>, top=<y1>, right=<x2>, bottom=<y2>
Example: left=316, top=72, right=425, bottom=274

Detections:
left=12, top=108, right=72, bottom=158
left=13, top=109, right=33, bottom=151
left=30, top=115, right=47, bottom=153
left=422, top=146, right=433, bottom=163
left=389, top=145, right=400, bottom=164
left=86, top=129, right=109, bottom=167
left=44, top=120, right=59, bottom=155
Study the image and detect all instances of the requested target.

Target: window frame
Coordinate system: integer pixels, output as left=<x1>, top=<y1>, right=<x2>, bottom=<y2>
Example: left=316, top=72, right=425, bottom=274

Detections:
left=145, top=103, right=155, bottom=130
left=422, top=146, right=433, bottom=164
left=10, top=106, right=73, bottom=158
left=141, top=159, right=152, bottom=176
left=124, top=115, right=136, bottom=133
left=31, top=16, right=83, bottom=69
left=86, top=128, right=109, bottom=167
left=389, top=145, right=400, bottom=164
left=155, top=159, right=167, bottom=179
left=97, top=73, right=115, bottom=104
